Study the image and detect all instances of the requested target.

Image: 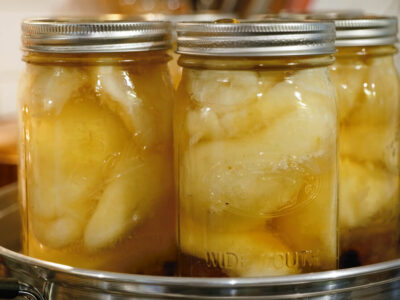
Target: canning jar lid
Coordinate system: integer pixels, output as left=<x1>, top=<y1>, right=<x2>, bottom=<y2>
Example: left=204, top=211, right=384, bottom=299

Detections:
left=176, top=20, right=336, bottom=57
left=309, top=15, right=398, bottom=47
left=21, top=18, right=172, bottom=53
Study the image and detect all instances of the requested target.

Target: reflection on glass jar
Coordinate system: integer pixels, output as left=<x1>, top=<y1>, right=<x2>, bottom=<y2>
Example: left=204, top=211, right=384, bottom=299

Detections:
left=175, top=20, right=338, bottom=277
left=331, top=44, right=400, bottom=267
left=168, top=44, right=181, bottom=89
left=18, top=19, right=176, bottom=275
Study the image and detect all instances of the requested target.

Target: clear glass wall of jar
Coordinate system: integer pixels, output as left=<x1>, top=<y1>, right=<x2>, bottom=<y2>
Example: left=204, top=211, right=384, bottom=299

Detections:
left=175, top=20, right=338, bottom=277
left=327, top=17, right=400, bottom=267
left=18, top=19, right=176, bottom=275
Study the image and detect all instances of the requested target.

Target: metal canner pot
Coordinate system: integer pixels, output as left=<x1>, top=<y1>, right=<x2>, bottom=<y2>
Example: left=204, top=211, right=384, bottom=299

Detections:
left=2, top=15, right=400, bottom=300
left=0, top=185, right=399, bottom=299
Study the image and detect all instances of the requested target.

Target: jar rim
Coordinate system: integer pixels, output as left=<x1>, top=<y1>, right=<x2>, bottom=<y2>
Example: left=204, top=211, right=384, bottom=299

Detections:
left=308, top=15, right=398, bottom=47
left=21, top=17, right=172, bottom=54
left=176, top=20, right=336, bottom=57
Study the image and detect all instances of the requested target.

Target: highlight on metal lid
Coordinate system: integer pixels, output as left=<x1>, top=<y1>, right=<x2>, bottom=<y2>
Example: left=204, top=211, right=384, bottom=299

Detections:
left=176, top=19, right=336, bottom=57
left=307, top=15, right=398, bottom=47
left=140, top=12, right=238, bottom=23
left=139, top=12, right=238, bottom=40
left=21, top=17, right=172, bottom=53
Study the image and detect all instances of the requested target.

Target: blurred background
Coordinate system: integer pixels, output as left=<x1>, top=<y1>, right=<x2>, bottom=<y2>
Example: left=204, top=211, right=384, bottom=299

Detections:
left=0, top=0, right=399, bottom=187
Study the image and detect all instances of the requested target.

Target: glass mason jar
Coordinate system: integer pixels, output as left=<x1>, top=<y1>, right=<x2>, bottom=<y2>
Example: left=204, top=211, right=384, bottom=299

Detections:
left=328, top=17, right=400, bottom=267
left=18, top=19, right=176, bottom=275
left=175, top=20, right=338, bottom=277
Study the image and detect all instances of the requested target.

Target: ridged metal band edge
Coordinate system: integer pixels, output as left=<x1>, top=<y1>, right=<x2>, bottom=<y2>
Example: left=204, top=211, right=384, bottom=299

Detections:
left=176, top=21, right=336, bottom=56
left=21, top=18, right=172, bottom=53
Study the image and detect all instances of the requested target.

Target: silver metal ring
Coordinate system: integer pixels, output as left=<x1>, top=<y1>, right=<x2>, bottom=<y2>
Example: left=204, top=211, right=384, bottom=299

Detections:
left=176, top=20, right=336, bottom=56
left=21, top=18, right=172, bottom=53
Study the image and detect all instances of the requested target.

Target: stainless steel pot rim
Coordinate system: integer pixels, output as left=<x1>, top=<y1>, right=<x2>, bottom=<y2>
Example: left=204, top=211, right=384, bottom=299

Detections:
left=2, top=246, right=400, bottom=287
